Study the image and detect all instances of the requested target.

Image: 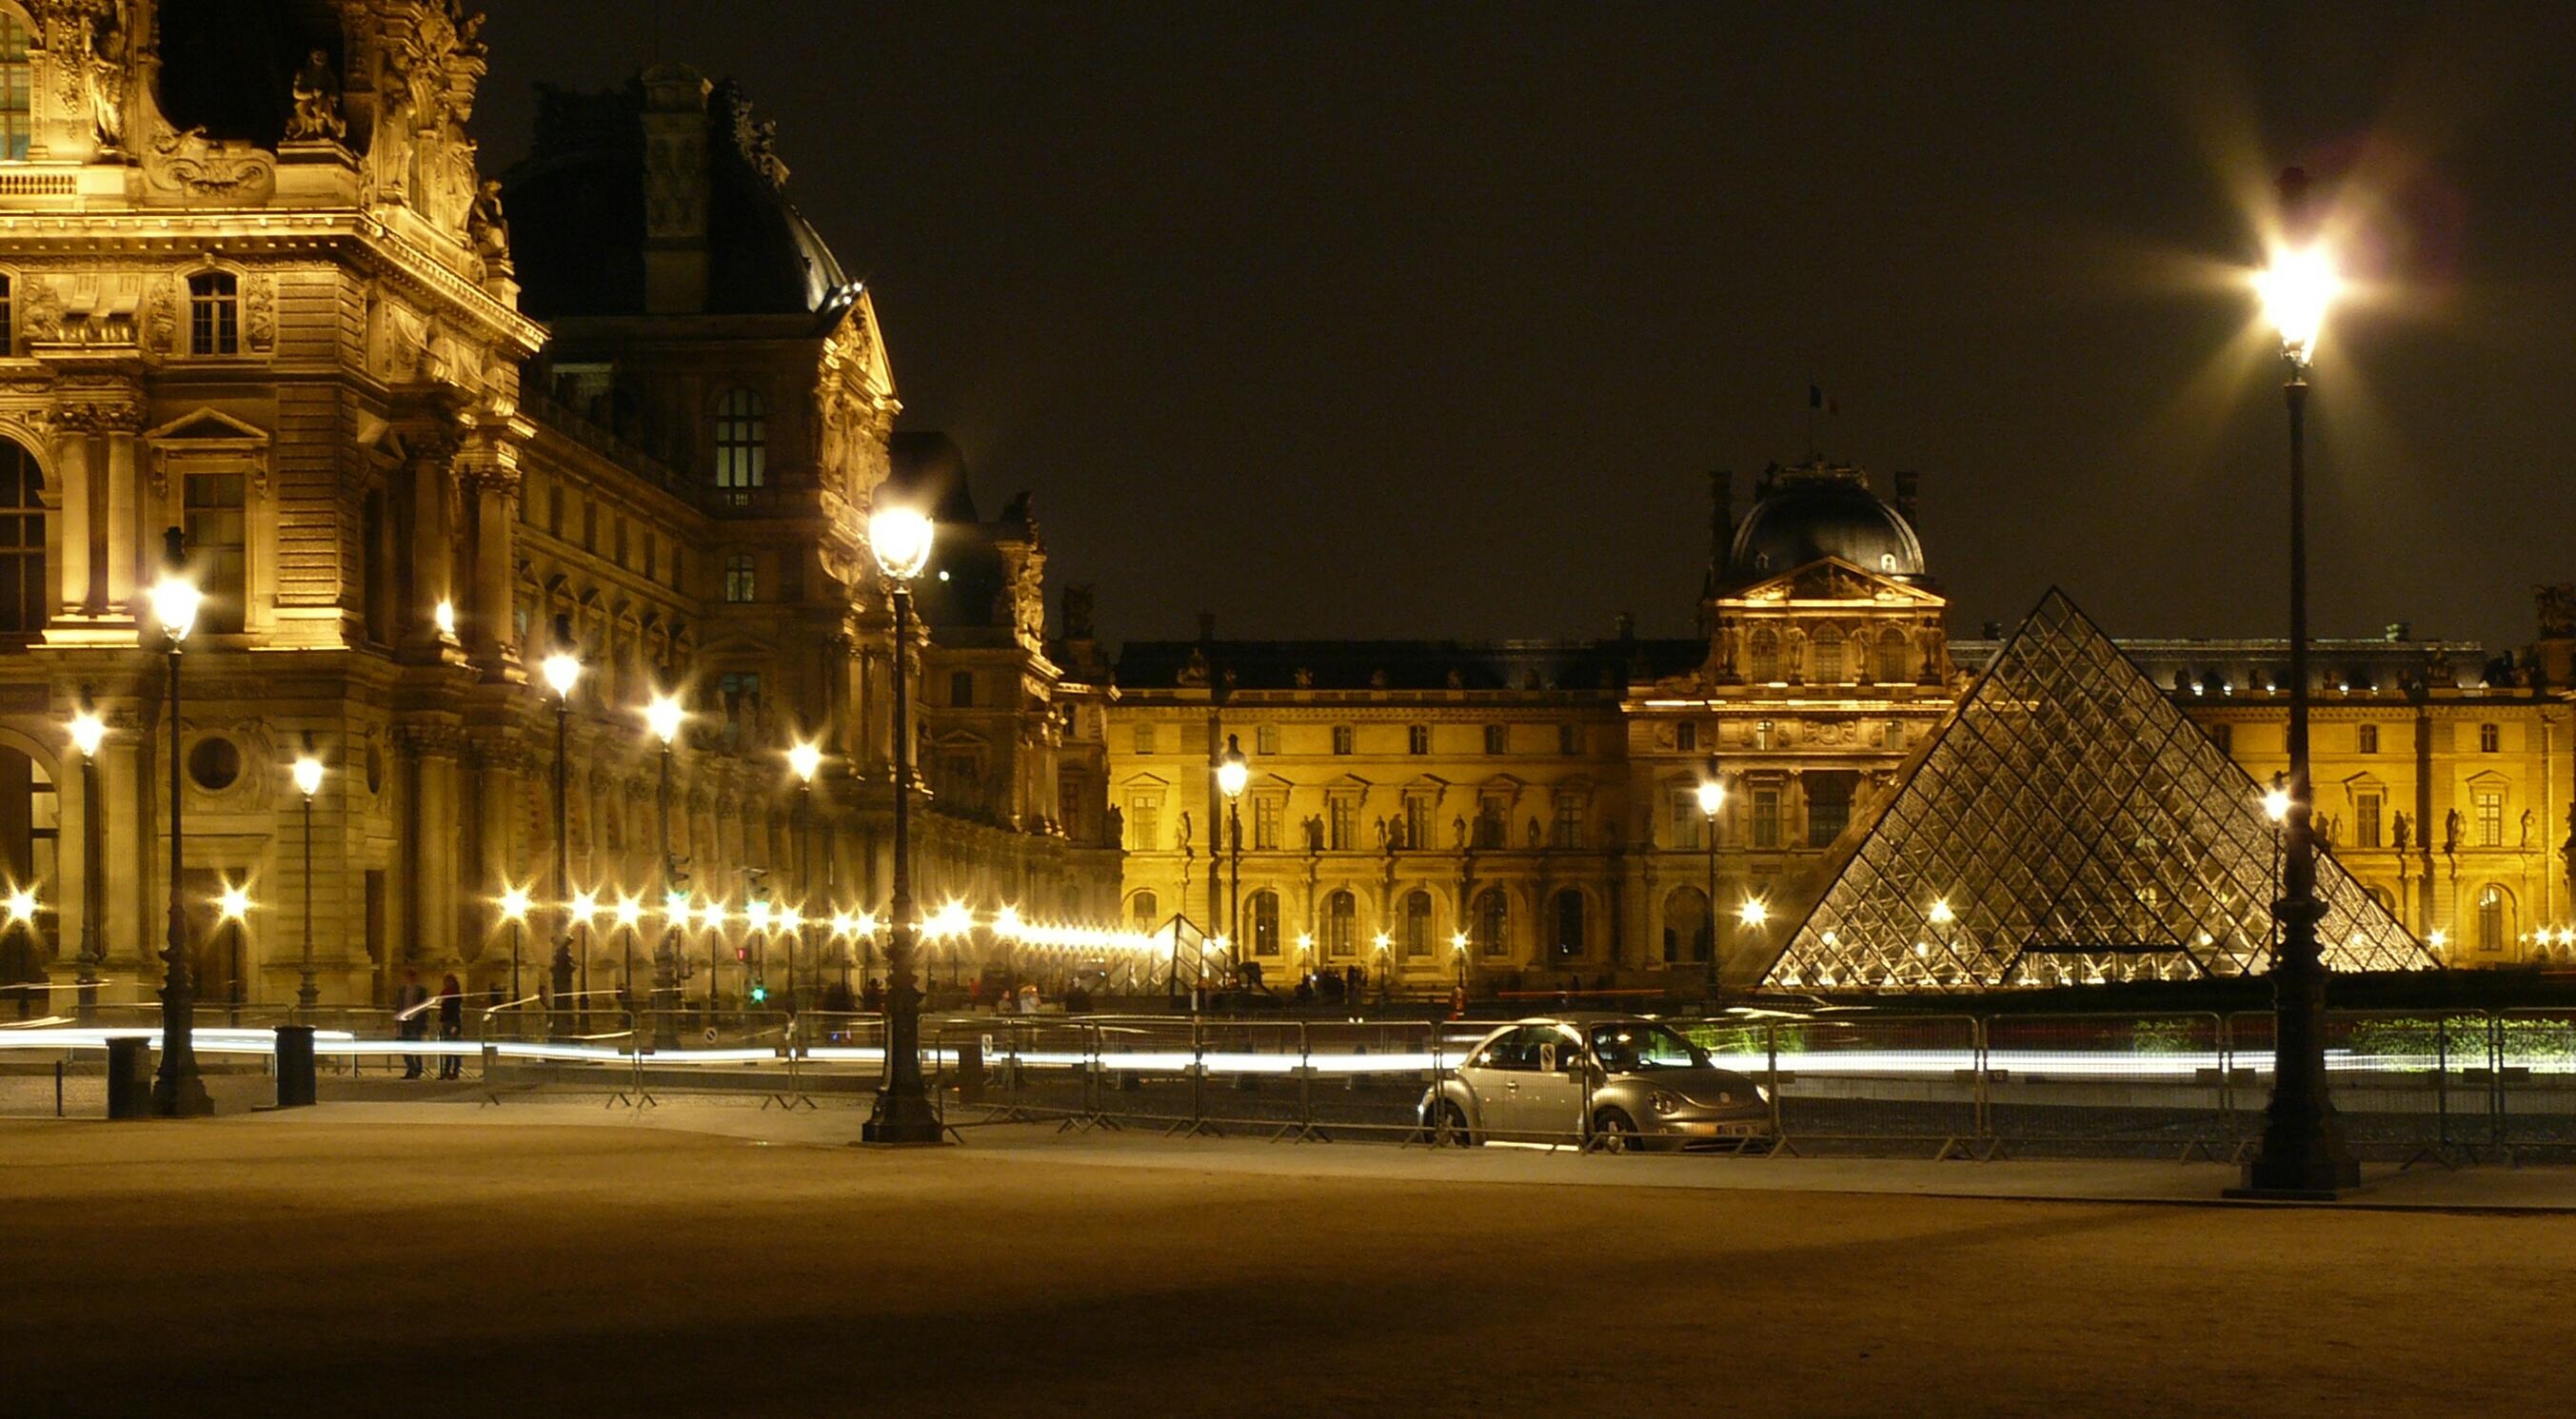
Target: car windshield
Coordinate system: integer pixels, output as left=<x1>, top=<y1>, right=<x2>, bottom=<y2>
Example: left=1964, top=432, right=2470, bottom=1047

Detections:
left=1589, top=1023, right=1708, bottom=1073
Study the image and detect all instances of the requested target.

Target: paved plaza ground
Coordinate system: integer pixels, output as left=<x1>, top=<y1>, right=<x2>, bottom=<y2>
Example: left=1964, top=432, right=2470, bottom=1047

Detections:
left=4, top=1104, right=2569, bottom=1417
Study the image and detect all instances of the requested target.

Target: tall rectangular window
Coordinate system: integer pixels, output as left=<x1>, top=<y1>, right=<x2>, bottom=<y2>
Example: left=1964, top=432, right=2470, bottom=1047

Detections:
left=0, top=18, right=30, bottom=161
left=188, top=272, right=240, bottom=355
left=949, top=671, right=974, bottom=707
left=1483, top=724, right=1508, bottom=756
left=1328, top=798, right=1357, bottom=851
left=1255, top=723, right=1278, bottom=756
left=1407, top=724, right=1430, bottom=755
left=184, top=473, right=248, bottom=634
left=1252, top=798, right=1280, bottom=851
left=1131, top=723, right=1155, bottom=755
left=1553, top=798, right=1580, bottom=849
left=2479, top=723, right=2500, bottom=753
left=2355, top=792, right=2383, bottom=849
left=1808, top=779, right=1852, bottom=847
left=712, top=386, right=766, bottom=508
left=1676, top=721, right=1697, bottom=753
left=0, top=273, right=11, bottom=354
left=2475, top=791, right=2503, bottom=848
left=1402, top=797, right=1431, bottom=850
left=1127, top=795, right=1159, bottom=851
left=1670, top=789, right=1704, bottom=851
left=0, top=441, right=43, bottom=633
left=1558, top=722, right=1580, bottom=757
left=2356, top=723, right=2379, bottom=755
left=1752, top=788, right=1781, bottom=850
left=1331, top=725, right=1355, bottom=756
left=723, top=553, right=756, bottom=602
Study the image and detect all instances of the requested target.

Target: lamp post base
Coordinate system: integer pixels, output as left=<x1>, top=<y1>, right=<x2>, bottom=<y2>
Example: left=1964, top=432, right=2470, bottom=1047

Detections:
left=2229, top=1109, right=2361, bottom=1199
left=860, top=1088, right=945, bottom=1145
left=149, top=1073, right=212, bottom=1117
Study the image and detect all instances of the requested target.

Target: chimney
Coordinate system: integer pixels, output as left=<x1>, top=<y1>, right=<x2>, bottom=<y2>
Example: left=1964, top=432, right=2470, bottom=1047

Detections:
left=639, top=64, right=711, bottom=315
left=1892, top=470, right=1920, bottom=525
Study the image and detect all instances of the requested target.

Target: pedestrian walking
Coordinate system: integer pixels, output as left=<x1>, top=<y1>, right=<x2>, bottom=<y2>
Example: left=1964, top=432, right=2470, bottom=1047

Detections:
left=395, top=968, right=430, bottom=1078
left=436, top=973, right=466, bottom=1080
left=1017, top=980, right=1039, bottom=1015
left=861, top=976, right=884, bottom=1013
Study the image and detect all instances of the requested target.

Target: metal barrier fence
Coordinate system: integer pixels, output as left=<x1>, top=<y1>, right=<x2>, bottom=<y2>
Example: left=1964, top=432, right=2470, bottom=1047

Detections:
left=6, top=1004, right=2576, bottom=1162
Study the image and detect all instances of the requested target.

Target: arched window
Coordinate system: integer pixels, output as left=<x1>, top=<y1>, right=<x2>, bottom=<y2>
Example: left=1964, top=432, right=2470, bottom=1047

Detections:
left=1128, top=891, right=1158, bottom=932
left=1402, top=889, right=1433, bottom=956
left=1875, top=628, right=1910, bottom=684
left=712, top=386, right=766, bottom=506
left=1663, top=886, right=1711, bottom=964
left=1325, top=890, right=1357, bottom=957
left=188, top=271, right=240, bottom=355
left=1748, top=628, right=1779, bottom=682
left=1473, top=888, right=1509, bottom=958
left=2477, top=885, right=2509, bottom=954
left=0, top=439, right=44, bottom=634
left=1247, top=890, right=1279, bottom=957
left=1813, top=627, right=1845, bottom=684
left=1551, top=889, right=1585, bottom=958
left=0, top=16, right=30, bottom=161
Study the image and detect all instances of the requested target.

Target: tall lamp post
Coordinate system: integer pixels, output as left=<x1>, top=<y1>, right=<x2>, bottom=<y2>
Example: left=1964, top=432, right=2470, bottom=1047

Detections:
left=2264, top=775, right=2289, bottom=966
left=290, top=754, right=325, bottom=1014
left=148, top=528, right=211, bottom=1116
left=540, top=629, right=584, bottom=1028
left=613, top=895, right=644, bottom=1014
left=498, top=886, right=532, bottom=1001
left=1218, top=734, right=1248, bottom=975
left=788, top=739, right=822, bottom=1011
left=2238, top=166, right=2360, bottom=1197
left=862, top=503, right=942, bottom=1144
left=644, top=692, right=685, bottom=1046
left=4, top=887, right=39, bottom=1019
left=1696, top=767, right=1726, bottom=1003
left=67, top=702, right=106, bottom=1021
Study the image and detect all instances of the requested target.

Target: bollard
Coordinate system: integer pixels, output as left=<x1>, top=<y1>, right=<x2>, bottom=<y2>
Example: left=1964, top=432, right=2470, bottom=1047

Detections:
left=105, top=1035, right=152, bottom=1119
left=956, top=1036, right=984, bottom=1107
left=274, top=1025, right=318, bottom=1109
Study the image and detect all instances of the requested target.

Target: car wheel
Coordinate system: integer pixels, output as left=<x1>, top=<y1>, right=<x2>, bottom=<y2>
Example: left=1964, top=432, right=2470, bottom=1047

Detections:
left=1427, top=1100, right=1475, bottom=1147
left=1592, top=1108, right=1639, bottom=1153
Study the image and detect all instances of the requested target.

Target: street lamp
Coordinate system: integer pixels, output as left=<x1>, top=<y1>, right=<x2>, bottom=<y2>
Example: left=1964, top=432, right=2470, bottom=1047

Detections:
left=2264, top=773, right=2289, bottom=967
left=290, top=754, right=325, bottom=1014
left=644, top=691, right=685, bottom=1046
left=147, top=529, right=210, bottom=1115
left=67, top=702, right=106, bottom=1021
left=214, top=881, right=252, bottom=1024
left=1218, top=734, right=1248, bottom=974
left=497, top=884, right=533, bottom=1000
left=2238, top=166, right=2360, bottom=1197
left=746, top=895, right=775, bottom=1006
left=862, top=503, right=942, bottom=1144
left=613, top=894, right=644, bottom=1012
left=787, top=739, right=822, bottom=1011
left=3, top=885, right=36, bottom=1018
left=568, top=888, right=600, bottom=1027
left=1696, top=768, right=1725, bottom=1002
left=697, top=897, right=727, bottom=1018
left=540, top=624, right=583, bottom=1029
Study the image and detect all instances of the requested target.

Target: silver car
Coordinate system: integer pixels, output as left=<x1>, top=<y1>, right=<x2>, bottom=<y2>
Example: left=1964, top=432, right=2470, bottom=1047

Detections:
left=1420, top=1015, right=1773, bottom=1152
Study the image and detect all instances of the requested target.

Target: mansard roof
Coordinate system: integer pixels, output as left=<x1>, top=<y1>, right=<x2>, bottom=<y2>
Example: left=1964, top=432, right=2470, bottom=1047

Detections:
left=1110, top=637, right=1702, bottom=694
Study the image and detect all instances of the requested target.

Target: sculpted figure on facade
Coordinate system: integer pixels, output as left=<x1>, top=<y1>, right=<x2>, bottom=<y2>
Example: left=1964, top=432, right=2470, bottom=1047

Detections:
left=287, top=48, right=347, bottom=142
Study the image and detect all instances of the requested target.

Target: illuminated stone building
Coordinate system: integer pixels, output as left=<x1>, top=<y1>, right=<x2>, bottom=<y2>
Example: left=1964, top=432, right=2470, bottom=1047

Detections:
left=0, top=3, right=1113, bottom=1011
left=1104, top=464, right=2575, bottom=991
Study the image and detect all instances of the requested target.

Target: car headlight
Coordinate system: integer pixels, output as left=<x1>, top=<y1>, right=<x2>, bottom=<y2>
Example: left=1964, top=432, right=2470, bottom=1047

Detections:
left=1648, top=1090, right=1683, bottom=1116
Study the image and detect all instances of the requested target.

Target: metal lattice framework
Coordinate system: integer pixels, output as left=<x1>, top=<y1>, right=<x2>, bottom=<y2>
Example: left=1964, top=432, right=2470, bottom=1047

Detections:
left=1764, top=589, right=2434, bottom=993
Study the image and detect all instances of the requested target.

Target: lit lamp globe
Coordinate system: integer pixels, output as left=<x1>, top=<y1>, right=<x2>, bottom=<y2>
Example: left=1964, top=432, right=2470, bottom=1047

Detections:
left=291, top=756, right=325, bottom=799
left=2263, top=784, right=2291, bottom=823
left=148, top=568, right=204, bottom=643
left=614, top=896, right=644, bottom=931
left=1694, top=778, right=1725, bottom=818
left=498, top=886, right=532, bottom=925
left=644, top=694, right=685, bottom=745
left=664, top=891, right=693, bottom=927
left=746, top=898, right=774, bottom=934
left=541, top=650, right=582, bottom=700
left=216, top=883, right=253, bottom=922
left=4, top=886, right=37, bottom=926
left=69, top=710, right=106, bottom=759
left=2254, top=243, right=2340, bottom=366
left=787, top=740, right=822, bottom=783
left=1737, top=897, right=1768, bottom=930
left=1218, top=740, right=1249, bottom=799
left=868, top=506, right=935, bottom=581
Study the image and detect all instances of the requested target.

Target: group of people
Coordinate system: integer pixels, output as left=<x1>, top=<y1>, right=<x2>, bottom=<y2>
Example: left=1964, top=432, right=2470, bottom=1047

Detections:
left=389, top=969, right=466, bottom=1080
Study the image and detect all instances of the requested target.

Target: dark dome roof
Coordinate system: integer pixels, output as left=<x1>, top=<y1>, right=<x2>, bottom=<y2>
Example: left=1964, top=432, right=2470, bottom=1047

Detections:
left=1727, top=465, right=1926, bottom=583
left=503, top=75, right=846, bottom=319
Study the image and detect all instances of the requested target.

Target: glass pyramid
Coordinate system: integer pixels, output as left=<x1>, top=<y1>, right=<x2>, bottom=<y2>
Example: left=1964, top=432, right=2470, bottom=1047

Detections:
left=1763, top=589, right=2434, bottom=993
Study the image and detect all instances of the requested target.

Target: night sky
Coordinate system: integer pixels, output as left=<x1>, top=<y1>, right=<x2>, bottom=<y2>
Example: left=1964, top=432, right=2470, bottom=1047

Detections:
left=480, top=3, right=2575, bottom=652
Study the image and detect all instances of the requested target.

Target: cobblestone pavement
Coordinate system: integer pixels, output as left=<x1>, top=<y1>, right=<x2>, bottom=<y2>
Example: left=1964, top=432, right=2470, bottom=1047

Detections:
left=4, top=1109, right=2570, bottom=1417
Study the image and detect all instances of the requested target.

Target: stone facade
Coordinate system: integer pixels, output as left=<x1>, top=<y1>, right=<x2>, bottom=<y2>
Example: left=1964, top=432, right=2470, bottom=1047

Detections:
left=0, top=2, right=1116, bottom=1012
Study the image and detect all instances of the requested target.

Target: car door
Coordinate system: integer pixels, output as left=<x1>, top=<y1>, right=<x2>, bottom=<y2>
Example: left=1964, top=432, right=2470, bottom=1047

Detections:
left=1463, top=1027, right=1542, bottom=1136
left=1453, top=1029, right=1522, bottom=1135
left=1513, top=1025, right=1591, bottom=1142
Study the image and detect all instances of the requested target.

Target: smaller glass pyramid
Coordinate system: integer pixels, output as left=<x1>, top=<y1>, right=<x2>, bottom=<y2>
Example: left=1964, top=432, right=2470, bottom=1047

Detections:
left=1763, top=589, right=2434, bottom=992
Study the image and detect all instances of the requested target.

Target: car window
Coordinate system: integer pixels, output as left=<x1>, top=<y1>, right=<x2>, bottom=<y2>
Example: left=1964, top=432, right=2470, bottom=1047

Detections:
left=1589, top=1022, right=1708, bottom=1073
left=1536, top=1029, right=1584, bottom=1073
left=1482, top=1027, right=1545, bottom=1073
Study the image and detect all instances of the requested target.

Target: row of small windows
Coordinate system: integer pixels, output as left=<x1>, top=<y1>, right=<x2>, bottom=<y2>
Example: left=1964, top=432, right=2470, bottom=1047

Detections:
left=1130, top=722, right=1592, bottom=757
left=1744, top=626, right=1913, bottom=684
left=2207, top=721, right=2506, bottom=755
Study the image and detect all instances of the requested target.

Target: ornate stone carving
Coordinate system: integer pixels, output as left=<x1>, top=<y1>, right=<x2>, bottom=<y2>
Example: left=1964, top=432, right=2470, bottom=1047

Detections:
left=2540, top=583, right=2576, bottom=641
left=365, top=3, right=488, bottom=229
left=144, top=127, right=278, bottom=202
left=287, top=48, right=347, bottom=142
left=244, top=275, right=276, bottom=352
left=142, top=281, right=176, bottom=355
left=466, top=178, right=510, bottom=276
left=19, top=278, right=63, bottom=343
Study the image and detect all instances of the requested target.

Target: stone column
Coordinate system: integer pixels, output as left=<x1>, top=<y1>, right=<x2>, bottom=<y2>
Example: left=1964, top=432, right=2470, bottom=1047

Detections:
left=48, top=428, right=89, bottom=615
left=406, top=727, right=464, bottom=972
left=402, top=432, right=460, bottom=660
left=100, top=726, right=148, bottom=976
left=455, top=430, right=524, bottom=681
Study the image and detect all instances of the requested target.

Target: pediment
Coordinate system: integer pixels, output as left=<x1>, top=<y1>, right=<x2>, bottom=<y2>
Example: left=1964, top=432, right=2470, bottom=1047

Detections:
left=1727, top=556, right=1940, bottom=608
left=145, top=407, right=268, bottom=446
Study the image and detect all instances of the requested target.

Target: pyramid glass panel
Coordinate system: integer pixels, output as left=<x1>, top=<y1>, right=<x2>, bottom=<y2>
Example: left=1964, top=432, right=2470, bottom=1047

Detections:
left=1762, top=589, right=2434, bottom=993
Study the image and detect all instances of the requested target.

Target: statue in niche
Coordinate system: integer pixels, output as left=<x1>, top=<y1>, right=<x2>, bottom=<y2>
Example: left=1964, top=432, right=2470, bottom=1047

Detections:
left=2444, top=809, right=2463, bottom=857
left=2392, top=811, right=2410, bottom=854
left=80, top=12, right=129, bottom=154
left=2522, top=808, right=2535, bottom=849
left=287, top=49, right=346, bottom=141
left=1451, top=816, right=1466, bottom=850
left=1175, top=811, right=1192, bottom=850
left=1526, top=818, right=1542, bottom=849
left=467, top=180, right=511, bottom=270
